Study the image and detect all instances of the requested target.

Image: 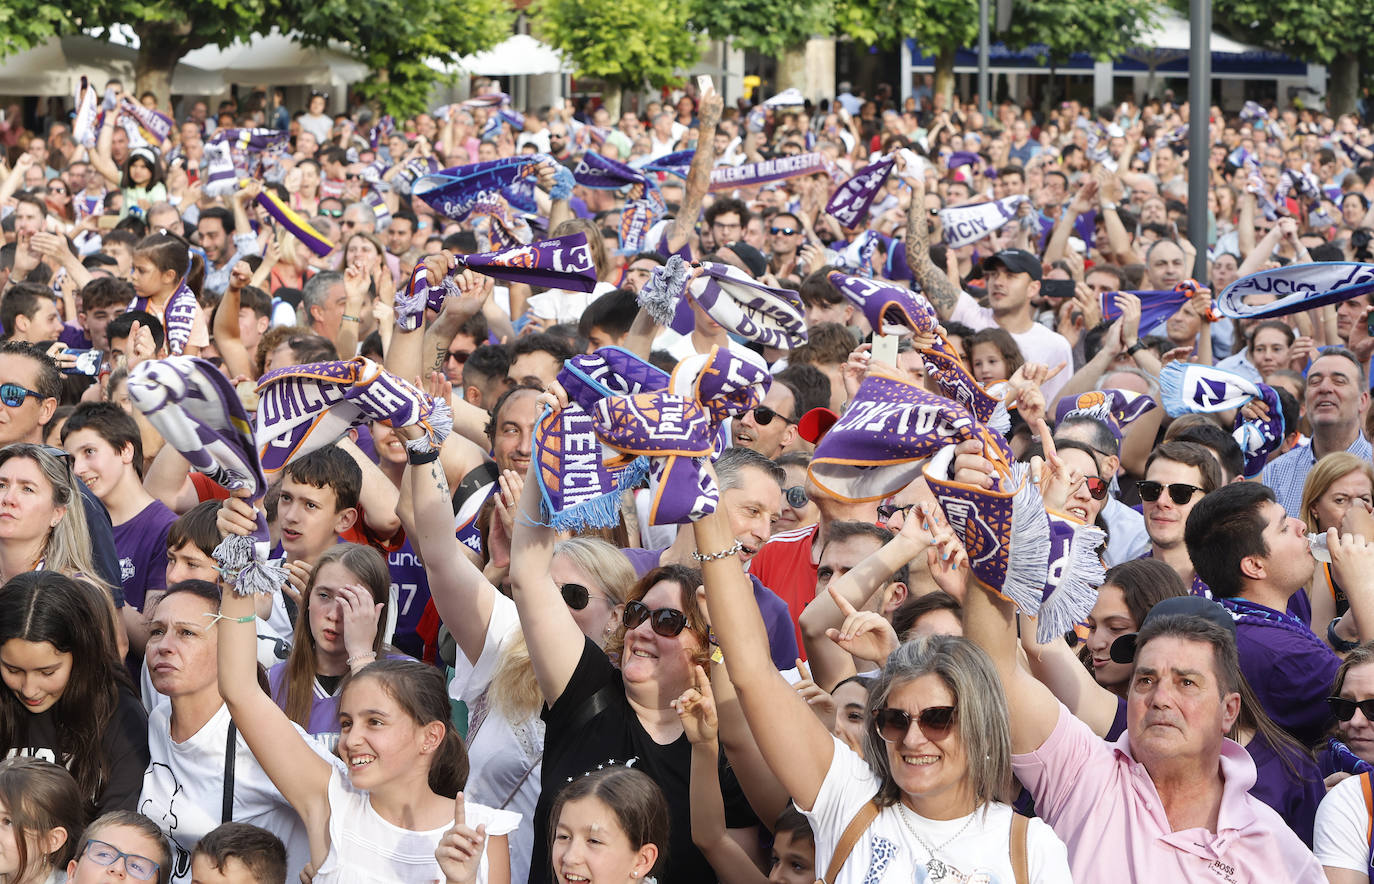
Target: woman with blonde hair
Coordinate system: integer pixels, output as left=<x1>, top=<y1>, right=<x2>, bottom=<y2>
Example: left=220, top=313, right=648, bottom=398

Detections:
left=399, top=441, right=631, bottom=884
left=0, top=444, right=109, bottom=590
left=1304, top=452, right=1374, bottom=641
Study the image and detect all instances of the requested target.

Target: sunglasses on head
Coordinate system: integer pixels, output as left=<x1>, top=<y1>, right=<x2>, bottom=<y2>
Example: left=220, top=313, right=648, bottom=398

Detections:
left=1136, top=480, right=1204, bottom=505
left=37, top=444, right=73, bottom=468
left=783, top=485, right=808, bottom=509
left=0, top=383, right=43, bottom=409
left=622, top=600, right=688, bottom=637
left=1081, top=476, right=1109, bottom=500
left=770, top=226, right=800, bottom=236
left=752, top=406, right=795, bottom=426
left=1329, top=696, right=1374, bottom=722
left=872, top=705, right=957, bottom=743
left=560, top=582, right=610, bottom=611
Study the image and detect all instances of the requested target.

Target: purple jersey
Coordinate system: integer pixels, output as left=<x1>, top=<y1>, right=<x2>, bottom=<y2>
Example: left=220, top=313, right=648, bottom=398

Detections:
left=112, top=499, right=177, bottom=610
left=60, top=322, right=92, bottom=350
left=386, top=535, right=432, bottom=659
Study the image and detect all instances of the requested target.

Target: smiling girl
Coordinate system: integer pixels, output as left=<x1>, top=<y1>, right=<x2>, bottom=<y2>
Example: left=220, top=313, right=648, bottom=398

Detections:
left=548, top=767, right=668, bottom=884
left=0, top=571, right=147, bottom=818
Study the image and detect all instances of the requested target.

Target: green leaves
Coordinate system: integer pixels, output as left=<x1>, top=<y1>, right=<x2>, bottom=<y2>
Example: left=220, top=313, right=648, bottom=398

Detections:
left=1003, top=0, right=1156, bottom=65
left=532, top=0, right=702, bottom=88
left=1202, top=0, right=1370, bottom=64
left=686, top=0, right=831, bottom=56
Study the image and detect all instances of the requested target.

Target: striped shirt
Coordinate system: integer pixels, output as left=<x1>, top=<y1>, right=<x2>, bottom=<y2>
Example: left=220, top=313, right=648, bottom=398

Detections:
left=1259, top=434, right=1373, bottom=518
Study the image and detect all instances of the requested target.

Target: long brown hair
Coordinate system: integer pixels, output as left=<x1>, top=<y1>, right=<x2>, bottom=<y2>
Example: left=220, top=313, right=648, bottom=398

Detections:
left=0, top=758, right=83, bottom=880
left=281, top=544, right=390, bottom=728
left=345, top=660, right=469, bottom=797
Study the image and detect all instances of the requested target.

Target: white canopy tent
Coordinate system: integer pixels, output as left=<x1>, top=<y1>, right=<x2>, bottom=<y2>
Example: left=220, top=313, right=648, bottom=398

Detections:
left=456, top=34, right=572, bottom=77
left=0, top=35, right=223, bottom=97
left=180, top=30, right=368, bottom=86
left=1126, top=7, right=1263, bottom=64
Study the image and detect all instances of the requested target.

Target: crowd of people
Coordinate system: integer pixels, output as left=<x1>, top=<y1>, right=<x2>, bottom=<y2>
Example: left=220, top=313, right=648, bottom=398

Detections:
left=1, top=68, right=1374, bottom=884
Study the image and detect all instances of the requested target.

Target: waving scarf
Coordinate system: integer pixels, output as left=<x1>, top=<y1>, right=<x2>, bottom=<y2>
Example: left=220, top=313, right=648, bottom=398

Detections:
left=1216, top=262, right=1374, bottom=319
left=639, top=150, right=695, bottom=178
left=709, top=153, right=830, bottom=192
left=1233, top=384, right=1285, bottom=478
left=118, top=97, right=173, bottom=145
left=255, top=358, right=451, bottom=476
left=595, top=391, right=718, bottom=525
left=127, top=358, right=284, bottom=596
left=1159, top=362, right=1266, bottom=416
left=130, top=281, right=198, bottom=357
left=1100, top=288, right=1191, bottom=334
left=393, top=232, right=598, bottom=331
left=638, top=256, right=808, bottom=350
left=413, top=155, right=549, bottom=220
left=1052, top=389, right=1157, bottom=443
left=534, top=347, right=667, bottom=530
left=369, top=115, right=396, bottom=149
left=825, top=155, right=895, bottom=229
left=254, top=187, right=335, bottom=257
left=469, top=194, right=533, bottom=251
left=571, top=155, right=665, bottom=253
left=941, top=195, right=1029, bottom=248
left=669, top=346, right=771, bottom=455
left=73, top=77, right=98, bottom=148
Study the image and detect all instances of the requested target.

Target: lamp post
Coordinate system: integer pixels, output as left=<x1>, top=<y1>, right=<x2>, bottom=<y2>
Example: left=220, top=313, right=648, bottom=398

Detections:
left=978, top=0, right=990, bottom=114
left=1187, top=0, right=1211, bottom=280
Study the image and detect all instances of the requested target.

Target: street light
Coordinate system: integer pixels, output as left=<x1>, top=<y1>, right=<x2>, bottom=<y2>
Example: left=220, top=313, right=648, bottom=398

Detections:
left=1187, top=0, right=1211, bottom=280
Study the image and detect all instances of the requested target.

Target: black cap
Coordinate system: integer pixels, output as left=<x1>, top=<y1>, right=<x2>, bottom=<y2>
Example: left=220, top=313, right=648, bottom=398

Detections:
left=981, top=248, right=1043, bottom=281
left=1108, top=595, right=1237, bottom=664
left=723, top=242, right=768, bottom=278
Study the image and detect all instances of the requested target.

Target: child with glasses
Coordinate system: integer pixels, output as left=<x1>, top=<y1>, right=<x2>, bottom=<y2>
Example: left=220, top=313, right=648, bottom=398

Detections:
left=68, top=811, right=171, bottom=884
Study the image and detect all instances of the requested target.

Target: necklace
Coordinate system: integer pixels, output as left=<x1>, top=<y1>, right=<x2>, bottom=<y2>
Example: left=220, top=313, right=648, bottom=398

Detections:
left=894, top=802, right=976, bottom=882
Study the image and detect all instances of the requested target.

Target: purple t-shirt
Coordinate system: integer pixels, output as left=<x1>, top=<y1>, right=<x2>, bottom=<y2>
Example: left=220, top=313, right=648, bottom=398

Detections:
left=385, top=535, right=432, bottom=659
left=59, top=321, right=92, bottom=350
left=112, top=499, right=177, bottom=610
left=621, top=546, right=799, bottom=670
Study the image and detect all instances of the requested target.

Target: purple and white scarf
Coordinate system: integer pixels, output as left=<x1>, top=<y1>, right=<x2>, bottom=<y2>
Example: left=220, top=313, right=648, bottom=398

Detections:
left=638, top=256, right=808, bottom=350
left=369, top=115, right=396, bottom=149
left=1052, top=389, right=1157, bottom=443
left=668, top=346, right=771, bottom=455
left=73, top=77, right=98, bottom=148
left=825, top=155, right=895, bottom=230
left=1217, top=262, right=1374, bottom=319
left=534, top=347, right=668, bottom=530
left=203, top=142, right=238, bottom=198
left=709, top=153, right=831, bottom=193
left=255, top=188, right=335, bottom=258
left=393, top=232, right=598, bottom=331
left=571, top=154, right=665, bottom=253
left=594, top=391, right=718, bottom=525
left=131, top=281, right=198, bottom=356
left=1100, top=288, right=1192, bottom=334
left=413, top=155, right=548, bottom=220
left=941, top=196, right=1029, bottom=248
left=469, top=194, right=533, bottom=251
left=127, top=357, right=284, bottom=596
left=255, top=357, right=451, bottom=476
left=827, top=270, right=931, bottom=336
left=118, top=97, right=173, bottom=145
left=1159, top=363, right=1284, bottom=477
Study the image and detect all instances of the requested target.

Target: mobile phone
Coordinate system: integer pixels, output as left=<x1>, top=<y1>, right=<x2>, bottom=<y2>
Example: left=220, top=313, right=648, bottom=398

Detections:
left=697, top=75, right=715, bottom=96
left=1041, top=279, right=1076, bottom=299
left=871, top=334, right=899, bottom=368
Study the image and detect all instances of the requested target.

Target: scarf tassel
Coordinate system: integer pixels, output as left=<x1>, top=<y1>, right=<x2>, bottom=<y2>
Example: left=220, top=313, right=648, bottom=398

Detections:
left=639, top=255, right=694, bottom=327
left=1033, top=516, right=1107, bottom=643
left=403, top=399, right=453, bottom=453
left=999, top=463, right=1053, bottom=614
left=541, top=455, right=650, bottom=532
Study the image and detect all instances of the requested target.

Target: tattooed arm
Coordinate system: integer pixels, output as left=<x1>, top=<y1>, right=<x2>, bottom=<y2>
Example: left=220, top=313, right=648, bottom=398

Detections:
left=667, top=90, right=724, bottom=258
left=903, top=169, right=964, bottom=321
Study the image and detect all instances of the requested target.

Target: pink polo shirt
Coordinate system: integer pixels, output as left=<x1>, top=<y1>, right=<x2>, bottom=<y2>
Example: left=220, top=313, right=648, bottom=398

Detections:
left=1012, top=704, right=1324, bottom=883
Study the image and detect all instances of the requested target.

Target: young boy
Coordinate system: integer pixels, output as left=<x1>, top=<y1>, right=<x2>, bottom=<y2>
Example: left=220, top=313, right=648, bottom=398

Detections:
left=62, top=401, right=177, bottom=653
left=191, top=822, right=288, bottom=884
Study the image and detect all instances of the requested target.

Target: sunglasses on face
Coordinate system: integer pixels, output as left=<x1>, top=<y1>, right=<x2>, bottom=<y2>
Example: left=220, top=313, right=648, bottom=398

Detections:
left=0, top=383, right=43, bottom=408
left=872, top=705, right=957, bottom=743
left=622, top=600, right=688, bottom=638
left=47, top=186, right=67, bottom=195
left=783, top=485, right=808, bottom=509
left=770, top=226, right=800, bottom=236
left=1329, top=696, right=1374, bottom=722
left=445, top=350, right=470, bottom=365
left=1081, top=476, right=1109, bottom=500
left=877, top=502, right=915, bottom=521
left=560, top=582, right=610, bottom=611
left=752, top=406, right=795, bottom=426
left=1136, top=480, right=1204, bottom=505
left=320, top=208, right=343, bottom=218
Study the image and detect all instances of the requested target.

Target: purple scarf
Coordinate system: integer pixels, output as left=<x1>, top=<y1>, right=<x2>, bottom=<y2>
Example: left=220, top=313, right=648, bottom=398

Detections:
left=825, top=155, right=895, bottom=230
left=131, top=281, right=198, bottom=356
left=393, top=232, right=598, bottom=331
left=638, top=256, right=808, bottom=350
left=1217, top=262, right=1374, bottom=319
left=255, top=358, right=451, bottom=476
left=127, top=357, right=284, bottom=596
left=1053, top=389, right=1157, bottom=443
left=369, top=115, right=396, bottom=149
left=572, top=153, right=650, bottom=191
left=469, top=194, right=533, bottom=251
left=668, top=346, right=770, bottom=455
left=413, top=155, right=548, bottom=220
left=255, top=188, right=335, bottom=258
left=1233, top=384, right=1285, bottom=478
left=534, top=347, right=667, bottom=530
left=640, top=150, right=695, bottom=178
left=709, top=153, right=831, bottom=192
left=594, top=391, right=718, bottom=525
left=1100, top=289, right=1191, bottom=333
left=118, top=97, right=173, bottom=145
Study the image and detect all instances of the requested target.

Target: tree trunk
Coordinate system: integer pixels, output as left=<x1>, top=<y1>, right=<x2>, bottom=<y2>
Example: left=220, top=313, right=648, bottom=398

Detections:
left=777, top=42, right=807, bottom=93
left=934, top=46, right=956, bottom=108
left=133, top=22, right=201, bottom=110
left=1331, top=52, right=1359, bottom=117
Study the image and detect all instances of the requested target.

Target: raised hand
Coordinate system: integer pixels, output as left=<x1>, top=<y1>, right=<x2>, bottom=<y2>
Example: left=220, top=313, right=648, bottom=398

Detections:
left=824, top=584, right=900, bottom=665
left=436, top=793, right=488, bottom=884
left=793, top=659, right=837, bottom=729
left=337, top=583, right=383, bottom=663
left=672, top=665, right=719, bottom=745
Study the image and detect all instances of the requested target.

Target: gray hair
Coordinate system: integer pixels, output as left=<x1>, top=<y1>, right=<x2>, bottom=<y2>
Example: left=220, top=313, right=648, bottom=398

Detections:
left=1097, top=365, right=1159, bottom=399
left=342, top=201, right=376, bottom=232
left=716, top=447, right=784, bottom=491
left=862, top=635, right=1013, bottom=809
left=301, top=271, right=344, bottom=318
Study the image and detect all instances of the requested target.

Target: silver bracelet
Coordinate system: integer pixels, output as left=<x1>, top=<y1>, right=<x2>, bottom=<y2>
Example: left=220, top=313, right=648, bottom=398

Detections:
left=691, top=540, right=743, bottom=562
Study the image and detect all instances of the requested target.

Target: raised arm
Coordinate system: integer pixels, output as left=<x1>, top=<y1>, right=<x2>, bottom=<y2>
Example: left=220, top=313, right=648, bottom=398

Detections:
left=215, top=495, right=333, bottom=832
left=213, top=262, right=256, bottom=381
left=666, top=91, right=724, bottom=257
left=695, top=507, right=833, bottom=811
left=1018, top=614, right=1119, bottom=737
left=91, top=109, right=122, bottom=188
left=900, top=159, right=963, bottom=321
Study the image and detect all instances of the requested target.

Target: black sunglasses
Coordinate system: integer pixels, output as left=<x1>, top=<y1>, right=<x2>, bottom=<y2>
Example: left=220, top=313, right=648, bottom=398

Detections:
left=445, top=350, right=470, bottom=365
left=37, top=444, right=73, bottom=468
left=877, top=502, right=915, bottom=521
left=783, top=485, right=808, bottom=509
left=872, top=705, right=957, bottom=743
left=752, top=406, right=795, bottom=426
left=1330, top=696, right=1374, bottom=722
left=622, top=600, right=687, bottom=637
left=560, top=582, right=610, bottom=611
left=1136, top=480, right=1204, bottom=505
left=0, top=383, right=44, bottom=408
left=770, top=226, right=800, bottom=236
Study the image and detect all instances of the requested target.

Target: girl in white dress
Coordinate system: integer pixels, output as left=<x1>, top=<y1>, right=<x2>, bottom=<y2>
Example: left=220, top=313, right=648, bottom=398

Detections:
left=216, top=496, right=519, bottom=884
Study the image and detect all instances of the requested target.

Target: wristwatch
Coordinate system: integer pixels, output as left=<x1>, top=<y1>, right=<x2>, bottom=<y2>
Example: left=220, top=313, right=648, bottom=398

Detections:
left=1125, top=339, right=1146, bottom=356
left=1101, top=201, right=1118, bottom=212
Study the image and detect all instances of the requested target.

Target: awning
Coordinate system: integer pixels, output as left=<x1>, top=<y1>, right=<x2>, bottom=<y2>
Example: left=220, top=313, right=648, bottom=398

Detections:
left=457, top=34, right=572, bottom=77
left=0, top=35, right=222, bottom=97
left=180, top=29, right=368, bottom=86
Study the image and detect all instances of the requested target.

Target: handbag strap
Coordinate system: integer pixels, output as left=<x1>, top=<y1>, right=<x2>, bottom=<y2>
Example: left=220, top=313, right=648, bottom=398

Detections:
left=823, top=799, right=879, bottom=884
left=222, top=722, right=237, bottom=824
left=498, top=751, right=543, bottom=810
left=1009, top=812, right=1029, bottom=884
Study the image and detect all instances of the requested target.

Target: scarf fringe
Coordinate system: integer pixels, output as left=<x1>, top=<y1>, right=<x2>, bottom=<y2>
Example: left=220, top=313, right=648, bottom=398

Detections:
left=1034, top=519, right=1107, bottom=643
left=639, top=255, right=692, bottom=327
left=1000, top=462, right=1052, bottom=615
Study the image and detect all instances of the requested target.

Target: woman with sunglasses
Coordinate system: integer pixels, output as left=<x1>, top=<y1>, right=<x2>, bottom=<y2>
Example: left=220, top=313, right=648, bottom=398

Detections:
left=509, top=462, right=761, bottom=884
left=692, top=505, right=1073, bottom=882
left=43, top=179, right=74, bottom=226
left=402, top=446, right=631, bottom=884
left=775, top=453, right=819, bottom=535
left=1319, top=644, right=1374, bottom=783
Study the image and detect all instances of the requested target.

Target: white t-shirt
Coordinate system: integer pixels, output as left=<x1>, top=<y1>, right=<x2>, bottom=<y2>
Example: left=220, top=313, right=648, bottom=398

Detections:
left=525, top=281, right=616, bottom=324
left=1314, top=772, right=1372, bottom=874
left=140, top=703, right=326, bottom=884
left=803, top=737, right=1072, bottom=884
left=314, top=762, right=520, bottom=884
left=447, top=593, right=545, bottom=884
left=950, top=292, right=1074, bottom=403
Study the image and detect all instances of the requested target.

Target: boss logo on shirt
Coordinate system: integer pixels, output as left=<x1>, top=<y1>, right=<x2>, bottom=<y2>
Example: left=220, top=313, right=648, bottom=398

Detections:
left=1205, top=859, right=1238, bottom=884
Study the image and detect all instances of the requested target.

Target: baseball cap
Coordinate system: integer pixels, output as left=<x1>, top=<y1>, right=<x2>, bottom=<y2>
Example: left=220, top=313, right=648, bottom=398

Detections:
left=723, top=242, right=768, bottom=279
left=797, top=406, right=839, bottom=445
left=981, top=249, right=1043, bottom=281
left=1108, top=595, right=1237, bottom=664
